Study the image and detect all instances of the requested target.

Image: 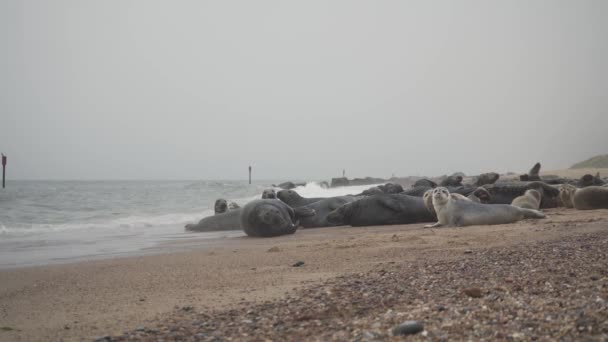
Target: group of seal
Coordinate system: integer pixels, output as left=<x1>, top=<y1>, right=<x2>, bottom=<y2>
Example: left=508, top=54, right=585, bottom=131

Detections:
left=425, top=187, right=545, bottom=228
left=185, top=161, right=608, bottom=237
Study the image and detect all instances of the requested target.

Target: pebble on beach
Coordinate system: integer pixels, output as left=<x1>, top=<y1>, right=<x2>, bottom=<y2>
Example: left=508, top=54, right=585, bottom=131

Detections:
left=392, top=321, right=424, bottom=336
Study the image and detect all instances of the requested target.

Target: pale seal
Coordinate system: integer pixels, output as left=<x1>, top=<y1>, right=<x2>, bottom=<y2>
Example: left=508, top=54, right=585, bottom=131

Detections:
left=261, top=189, right=277, bottom=199
left=511, top=189, right=542, bottom=210
left=425, top=187, right=545, bottom=228
left=572, top=186, right=608, bottom=210
left=558, top=184, right=577, bottom=208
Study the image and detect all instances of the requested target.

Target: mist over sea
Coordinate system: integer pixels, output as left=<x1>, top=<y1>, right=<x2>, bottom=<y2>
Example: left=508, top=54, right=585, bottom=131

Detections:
left=0, top=180, right=377, bottom=268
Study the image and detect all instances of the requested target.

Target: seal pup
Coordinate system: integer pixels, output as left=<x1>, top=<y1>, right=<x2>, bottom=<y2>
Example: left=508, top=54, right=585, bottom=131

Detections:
left=277, top=190, right=326, bottom=207
left=240, top=199, right=315, bottom=237
left=186, top=209, right=243, bottom=232
left=511, top=189, right=542, bottom=210
left=261, top=189, right=277, bottom=199
left=558, top=184, right=577, bottom=208
left=425, top=187, right=545, bottom=228
left=326, top=194, right=435, bottom=227
left=572, top=186, right=608, bottom=210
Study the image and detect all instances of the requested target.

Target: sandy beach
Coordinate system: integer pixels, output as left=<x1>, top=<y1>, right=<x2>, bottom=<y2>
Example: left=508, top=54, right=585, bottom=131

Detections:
left=0, top=207, right=607, bottom=341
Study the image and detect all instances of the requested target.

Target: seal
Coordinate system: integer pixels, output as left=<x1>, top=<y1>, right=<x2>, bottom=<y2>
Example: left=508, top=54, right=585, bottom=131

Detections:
left=558, top=184, right=577, bottom=208
left=572, top=186, right=608, bottom=210
left=469, top=187, right=491, bottom=203
left=413, top=179, right=437, bottom=188
left=511, top=189, right=542, bottom=210
left=298, top=196, right=357, bottom=228
left=482, top=181, right=559, bottom=208
left=277, top=190, right=326, bottom=207
left=440, top=175, right=463, bottom=187
left=475, top=172, right=500, bottom=186
left=240, top=199, right=315, bottom=237
left=261, top=189, right=277, bottom=199
left=185, top=209, right=243, bottom=232
left=425, top=187, right=545, bottom=228
left=577, top=174, right=606, bottom=188
left=214, top=199, right=229, bottom=215
left=214, top=199, right=240, bottom=214
left=358, top=183, right=404, bottom=196
left=520, top=162, right=541, bottom=181
left=326, top=194, right=435, bottom=227
left=272, top=181, right=306, bottom=190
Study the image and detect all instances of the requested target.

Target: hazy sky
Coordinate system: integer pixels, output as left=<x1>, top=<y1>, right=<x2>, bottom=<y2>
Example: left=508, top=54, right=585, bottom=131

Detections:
left=1, top=1, right=607, bottom=180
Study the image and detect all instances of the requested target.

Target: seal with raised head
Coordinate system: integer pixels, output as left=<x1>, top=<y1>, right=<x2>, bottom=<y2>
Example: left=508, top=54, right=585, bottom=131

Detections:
left=185, top=209, right=243, bottom=232
left=572, top=186, right=608, bottom=210
left=425, top=187, right=546, bottom=228
left=440, top=175, right=463, bottom=187
left=520, top=162, right=541, bottom=181
left=277, top=189, right=326, bottom=207
left=511, top=189, right=542, bottom=210
left=326, top=194, right=435, bottom=227
left=214, top=199, right=240, bottom=215
left=558, top=184, right=577, bottom=208
left=261, top=189, right=277, bottom=199
left=240, top=199, right=315, bottom=237
left=475, top=172, right=500, bottom=186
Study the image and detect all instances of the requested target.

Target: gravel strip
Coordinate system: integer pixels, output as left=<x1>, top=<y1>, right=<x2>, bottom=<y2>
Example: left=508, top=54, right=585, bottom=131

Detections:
left=106, top=230, right=608, bottom=341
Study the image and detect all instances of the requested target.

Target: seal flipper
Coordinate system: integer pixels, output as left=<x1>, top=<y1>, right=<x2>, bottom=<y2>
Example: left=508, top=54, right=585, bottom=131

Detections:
left=294, top=207, right=316, bottom=219
left=520, top=208, right=546, bottom=219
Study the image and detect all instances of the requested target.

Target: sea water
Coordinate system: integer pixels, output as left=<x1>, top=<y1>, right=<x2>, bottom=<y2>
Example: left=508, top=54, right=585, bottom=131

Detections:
left=0, top=180, right=378, bottom=268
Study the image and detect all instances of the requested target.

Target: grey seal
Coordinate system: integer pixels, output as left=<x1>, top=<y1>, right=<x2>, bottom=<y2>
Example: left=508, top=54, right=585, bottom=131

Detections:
left=326, top=194, right=435, bottom=227
left=511, top=189, right=541, bottom=210
left=240, top=199, right=315, bottom=237
left=572, top=186, right=608, bottom=210
left=261, top=188, right=277, bottom=199
left=185, top=209, right=243, bottom=232
left=425, top=187, right=545, bottom=228
left=277, top=189, right=325, bottom=207
left=298, top=196, right=358, bottom=228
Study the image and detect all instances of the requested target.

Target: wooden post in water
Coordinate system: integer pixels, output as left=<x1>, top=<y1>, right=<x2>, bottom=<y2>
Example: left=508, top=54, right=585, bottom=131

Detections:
left=248, top=165, right=252, bottom=185
left=1, top=154, right=6, bottom=189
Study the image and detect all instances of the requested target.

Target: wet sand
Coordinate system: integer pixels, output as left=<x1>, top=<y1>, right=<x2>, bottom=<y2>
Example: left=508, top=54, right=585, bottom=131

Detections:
left=0, top=208, right=607, bottom=341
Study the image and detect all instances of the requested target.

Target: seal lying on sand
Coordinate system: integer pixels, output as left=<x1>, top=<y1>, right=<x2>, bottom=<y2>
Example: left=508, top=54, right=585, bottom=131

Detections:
left=240, top=199, right=315, bottom=237
left=326, top=194, right=435, bottom=227
left=511, top=189, right=542, bottom=210
left=423, top=188, right=490, bottom=218
left=299, top=196, right=357, bottom=228
left=425, top=187, right=545, bottom=228
left=483, top=181, right=559, bottom=208
left=262, top=189, right=277, bottom=199
left=277, top=190, right=326, bottom=207
left=559, top=184, right=577, bottom=208
left=186, top=209, right=243, bottom=232
left=475, top=172, right=500, bottom=186
left=571, top=186, right=608, bottom=210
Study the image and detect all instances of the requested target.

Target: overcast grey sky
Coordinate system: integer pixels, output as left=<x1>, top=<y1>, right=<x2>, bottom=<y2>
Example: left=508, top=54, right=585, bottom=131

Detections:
left=1, top=1, right=607, bottom=180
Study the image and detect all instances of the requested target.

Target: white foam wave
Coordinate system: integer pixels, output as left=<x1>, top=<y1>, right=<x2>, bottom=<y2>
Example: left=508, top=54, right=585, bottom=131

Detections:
left=287, top=181, right=384, bottom=198
left=0, top=210, right=214, bottom=238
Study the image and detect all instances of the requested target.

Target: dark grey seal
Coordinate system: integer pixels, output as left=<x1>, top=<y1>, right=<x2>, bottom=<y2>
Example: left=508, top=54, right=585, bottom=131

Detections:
left=358, top=183, right=404, bottom=196
left=298, top=196, right=358, bottom=228
left=240, top=199, right=315, bottom=237
left=483, top=181, right=559, bottom=208
left=440, top=175, right=463, bottom=187
left=214, top=199, right=240, bottom=214
left=520, top=162, right=542, bottom=181
left=261, top=188, right=277, bottom=199
left=277, top=189, right=325, bottom=207
left=474, top=172, right=500, bottom=186
left=326, top=194, right=435, bottom=227
left=185, top=209, right=243, bottom=232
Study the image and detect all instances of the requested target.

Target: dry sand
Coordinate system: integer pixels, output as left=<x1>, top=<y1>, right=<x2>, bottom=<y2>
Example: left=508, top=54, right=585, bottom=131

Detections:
left=1, top=208, right=607, bottom=341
